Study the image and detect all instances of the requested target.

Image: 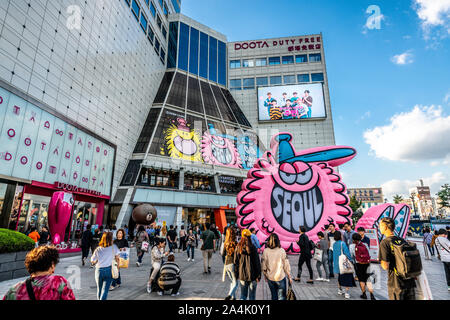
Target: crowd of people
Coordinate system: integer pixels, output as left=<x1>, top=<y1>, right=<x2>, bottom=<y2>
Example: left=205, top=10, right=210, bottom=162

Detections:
left=3, top=218, right=450, bottom=301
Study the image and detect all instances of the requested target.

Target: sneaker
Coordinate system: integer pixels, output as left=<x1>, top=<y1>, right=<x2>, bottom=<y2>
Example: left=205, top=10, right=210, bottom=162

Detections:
left=370, top=292, right=376, bottom=300
left=316, top=277, right=324, bottom=281
left=157, top=291, right=163, bottom=296
left=191, top=259, right=194, bottom=262
left=338, top=288, right=344, bottom=295
left=147, top=284, right=152, bottom=294
left=324, top=279, right=330, bottom=282
left=360, top=292, right=367, bottom=300
left=171, top=292, right=180, bottom=296
left=306, top=280, right=314, bottom=284
left=187, top=258, right=191, bottom=262
left=224, top=295, right=232, bottom=300
left=109, top=286, right=116, bottom=291
left=82, top=258, right=85, bottom=266
left=294, top=277, right=301, bottom=282
left=344, top=293, right=350, bottom=299
left=136, top=262, right=141, bottom=267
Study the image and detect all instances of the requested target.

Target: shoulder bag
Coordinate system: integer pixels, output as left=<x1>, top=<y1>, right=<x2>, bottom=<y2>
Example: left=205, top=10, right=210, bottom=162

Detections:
left=25, top=278, right=37, bottom=300
left=338, top=242, right=354, bottom=274
left=111, top=246, right=119, bottom=279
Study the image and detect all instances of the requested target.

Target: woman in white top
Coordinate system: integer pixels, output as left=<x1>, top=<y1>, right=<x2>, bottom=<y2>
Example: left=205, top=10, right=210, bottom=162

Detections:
left=261, top=233, right=292, bottom=300
left=91, top=232, right=120, bottom=300
left=434, top=229, right=450, bottom=291
left=147, top=238, right=169, bottom=294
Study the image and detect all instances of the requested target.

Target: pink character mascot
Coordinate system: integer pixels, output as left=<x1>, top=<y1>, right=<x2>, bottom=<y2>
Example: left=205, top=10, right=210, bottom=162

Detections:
left=47, top=192, right=74, bottom=244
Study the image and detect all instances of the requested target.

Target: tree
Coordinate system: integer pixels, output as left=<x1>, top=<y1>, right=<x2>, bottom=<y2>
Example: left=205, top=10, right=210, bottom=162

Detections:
left=436, top=184, right=450, bottom=210
left=349, top=195, right=363, bottom=225
left=393, top=194, right=404, bottom=204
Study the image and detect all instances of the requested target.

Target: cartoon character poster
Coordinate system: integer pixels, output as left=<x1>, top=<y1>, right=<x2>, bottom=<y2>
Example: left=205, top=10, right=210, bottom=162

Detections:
left=236, top=132, right=356, bottom=254
left=201, top=124, right=242, bottom=168
left=162, top=117, right=203, bottom=162
left=237, top=133, right=261, bottom=170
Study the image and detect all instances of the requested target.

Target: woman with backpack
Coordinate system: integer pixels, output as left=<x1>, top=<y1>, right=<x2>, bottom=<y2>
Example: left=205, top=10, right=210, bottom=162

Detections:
left=222, top=227, right=239, bottom=300
left=332, top=231, right=356, bottom=299
left=134, top=225, right=150, bottom=267
left=351, top=233, right=376, bottom=300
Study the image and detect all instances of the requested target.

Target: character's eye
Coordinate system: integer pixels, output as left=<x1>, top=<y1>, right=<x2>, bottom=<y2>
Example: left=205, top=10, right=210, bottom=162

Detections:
left=279, top=164, right=296, bottom=185
left=296, top=168, right=312, bottom=185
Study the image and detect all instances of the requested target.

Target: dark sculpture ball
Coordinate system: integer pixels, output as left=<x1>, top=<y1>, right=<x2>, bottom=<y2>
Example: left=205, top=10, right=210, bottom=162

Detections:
left=132, top=204, right=157, bottom=225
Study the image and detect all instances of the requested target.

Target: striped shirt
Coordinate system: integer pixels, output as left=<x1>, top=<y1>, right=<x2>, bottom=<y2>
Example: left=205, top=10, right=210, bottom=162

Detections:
left=158, top=262, right=181, bottom=287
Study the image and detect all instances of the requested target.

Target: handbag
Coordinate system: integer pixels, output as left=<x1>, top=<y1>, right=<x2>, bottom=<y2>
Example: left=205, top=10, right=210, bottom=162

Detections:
left=111, top=246, right=119, bottom=279
left=313, top=248, right=323, bottom=261
left=141, top=241, right=150, bottom=252
left=338, top=242, right=354, bottom=274
left=286, top=282, right=297, bottom=300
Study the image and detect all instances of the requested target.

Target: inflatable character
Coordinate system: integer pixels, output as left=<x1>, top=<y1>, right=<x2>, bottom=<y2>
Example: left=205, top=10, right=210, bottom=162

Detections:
left=132, top=204, right=158, bottom=225
left=201, top=124, right=242, bottom=168
left=237, top=135, right=261, bottom=170
left=236, top=132, right=356, bottom=254
left=48, top=192, right=74, bottom=244
left=165, top=118, right=202, bottom=162
left=355, top=203, right=411, bottom=242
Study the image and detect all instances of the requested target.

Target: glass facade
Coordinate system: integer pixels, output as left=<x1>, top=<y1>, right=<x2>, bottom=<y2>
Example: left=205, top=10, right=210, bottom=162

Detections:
left=189, top=27, right=199, bottom=75
left=255, top=58, right=267, bottom=66
left=270, top=76, right=282, bottom=85
left=166, top=72, right=187, bottom=108
left=134, top=108, right=162, bottom=153
left=230, top=79, right=241, bottom=90
left=154, top=72, right=174, bottom=104
left=243, top=59, right=254, bottom=67
left=269, top=57, right=280, bottom=65
left=282, top=56, right=294, bottom=64
left=201, top=81, right=221, bottom=118
left=256, top=77, right=268, bottom=86
left=311, top=73, right=324, bottom=82
left=218, top=41, right=226, bottom=86
left=138, top=168, right=179, bottom=189
left=199, top=32, right=209, bottom=79
left=297, top=73, right=310, bottom=83
left=167, top=22, right=178, bottom=68
left=230, top=60, right=241, bottom=69
left=309, top=53, right=322, bottom=62
left=208, top=37, right=217, bottom=83
left=284, top=75, right=296, bottom=84
left=187, top=76, right=204, bottom=114
left=178, top=22, right=189, bottom=71
left=243, top=78, right=255, bottom=89
left=295, top=54, right=308, bottom=63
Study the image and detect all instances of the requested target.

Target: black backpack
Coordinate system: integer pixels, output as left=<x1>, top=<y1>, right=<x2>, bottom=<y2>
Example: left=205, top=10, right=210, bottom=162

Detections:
left=390, top=237, right=422, bottom=279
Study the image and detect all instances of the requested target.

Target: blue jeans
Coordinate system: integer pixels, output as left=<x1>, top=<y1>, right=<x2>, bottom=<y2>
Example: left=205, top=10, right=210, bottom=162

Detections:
left=187, top=245, right=195, bottom=259
left=239, top=280, right=257, bottom=300
left=111, top=271, right=121, bottom=287
left=328, top=250, right=334, bottom=276
left=267, top=278, right=287, bottom=300
left=225, top=264, right=239, bottom=299
left=137, top=250, right=145, bottom=263
left=95, top=266, right=113, bottom=300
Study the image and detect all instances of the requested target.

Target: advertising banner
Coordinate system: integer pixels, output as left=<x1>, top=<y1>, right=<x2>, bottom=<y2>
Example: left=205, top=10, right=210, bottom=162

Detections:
left=365, top=228, right=380, bottom=262
left=258, top=83, right=326, bottom=121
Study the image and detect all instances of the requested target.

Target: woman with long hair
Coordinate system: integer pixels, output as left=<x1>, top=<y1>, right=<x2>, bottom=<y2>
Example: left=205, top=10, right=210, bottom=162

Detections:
left=234, top=229, right=261, bottom=300
left=261, top=233, right=292, bottom=300
left=110, top=228, right=129, bottom=290
left=223, top=227, right=239, bottom=300
left=134, top=225, right=149, bottom=267
left=90, top=232, right=120, bottom=300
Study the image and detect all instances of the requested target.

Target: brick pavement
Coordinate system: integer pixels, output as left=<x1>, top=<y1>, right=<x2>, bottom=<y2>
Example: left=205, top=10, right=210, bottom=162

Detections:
left=0, top=237, right=448, bottom=300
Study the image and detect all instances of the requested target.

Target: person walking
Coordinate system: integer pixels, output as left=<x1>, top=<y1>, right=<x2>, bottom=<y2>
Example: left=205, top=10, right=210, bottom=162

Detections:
left=157, top=253, right=182, bottom=296
left=81, top=224, right=93, bottom=266
left=350, top=233, right=376, bottom=300
left=134, top=225, right=150, bottom=267
left=234, top=229, right=261, bottom=300
left=262, top=233, right=292, bottom=300
left=327, top=223, right=337, bottom=278
left=200, top=223, right=216, bottom=274
left=110, top=229, right=129, bottom=290
left=147, top=238, right=169, bottom=294
left=343, top=222, right=357, bottom=247
left=38, top=226, right=51, bottom=246
left=222, top=227, right=239, bottom=300
left=423, top=228, right=434, bottom=257
left=167, top=225, right=177, bottom=253
left=90, top=232, right=120, bottom=300
left=314, top=231, right=330, bottom=282
left=28, top=227, right=40, bottom=246
left=250, top=228, right=261, bottom=251
left=379, top=217, right=416, bottom=300
left=333, top=231, right=356, bottom=299
left=179, top=225, right=187, bottom=253
left=91, top=227, right=102, bottom=254
left=186, top=228, right=196, bottom=262
left=3, top=246, right=76, bottom=300
left=294, top=226, right=314, bottom=284
left=434, top=229, right=450, bottom=291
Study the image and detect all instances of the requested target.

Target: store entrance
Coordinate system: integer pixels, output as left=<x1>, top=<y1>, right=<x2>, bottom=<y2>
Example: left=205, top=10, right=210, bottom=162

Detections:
left=71, top=202, right=98, bottom=240
left=184, top=208, right=216, bottom=230
left=15, top=194, right=51, bottom=234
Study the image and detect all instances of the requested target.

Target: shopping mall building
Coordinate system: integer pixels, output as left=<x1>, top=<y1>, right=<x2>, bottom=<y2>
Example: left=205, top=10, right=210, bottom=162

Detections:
left=0, top=0, right=336, bottom=244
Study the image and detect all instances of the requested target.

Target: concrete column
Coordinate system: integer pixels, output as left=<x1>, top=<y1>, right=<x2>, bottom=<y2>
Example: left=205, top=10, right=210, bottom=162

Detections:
left=179, top=169, right=185, bottom=190
left=115, top=188, right=135, bottom=228
left=214, top=174, right=221, bottom=194
left=176, top=206, right=183, bottom=227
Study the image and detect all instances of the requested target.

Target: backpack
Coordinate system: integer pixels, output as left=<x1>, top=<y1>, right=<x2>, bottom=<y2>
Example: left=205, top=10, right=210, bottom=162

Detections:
left=309, top=240, right=315, bottom=253
left=355, top=241, right=371, bottom=264
left=390, top=237, right=423, bottom=279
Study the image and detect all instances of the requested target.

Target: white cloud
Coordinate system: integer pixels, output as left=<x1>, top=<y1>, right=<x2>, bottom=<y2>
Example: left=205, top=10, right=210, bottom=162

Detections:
left=391, top=51, right=414, bottom=65
left=381, top=172, right=448, bottom=200
left=413, top=0, right=450, bottom=38
left=363, top=105, right=450, bottom=162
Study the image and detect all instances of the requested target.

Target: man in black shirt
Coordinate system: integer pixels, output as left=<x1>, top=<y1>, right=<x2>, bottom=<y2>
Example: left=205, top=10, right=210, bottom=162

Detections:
left=167, top=225, right=178, bottom=253
left=378, top=217, right=416, bottom=300
left=327, top=223, right=336, bottom=278
left=294, top=226, right=314, bottom=284
left=81, top=225, right=93, bottom=266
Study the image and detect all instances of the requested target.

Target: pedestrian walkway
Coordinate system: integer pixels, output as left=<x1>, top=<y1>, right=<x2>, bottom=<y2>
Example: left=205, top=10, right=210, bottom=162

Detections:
left=1, top=238, right=448, bottom=300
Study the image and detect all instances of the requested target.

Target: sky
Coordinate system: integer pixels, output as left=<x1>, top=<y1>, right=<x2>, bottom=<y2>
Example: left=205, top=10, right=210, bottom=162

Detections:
left=181, top=0, right=450, bottom=201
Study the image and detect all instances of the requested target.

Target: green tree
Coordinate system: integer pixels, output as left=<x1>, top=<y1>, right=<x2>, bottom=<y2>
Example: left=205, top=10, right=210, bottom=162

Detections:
left=436, top=184, right=450, bottom=210
left=393, top=194, right=404, bottom=204
left=349, top=195, right=363, bottom=225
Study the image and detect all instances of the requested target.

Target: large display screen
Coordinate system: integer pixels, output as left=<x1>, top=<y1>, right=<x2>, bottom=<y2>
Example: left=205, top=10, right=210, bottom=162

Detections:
left=257, top=83, right=326, bottom=121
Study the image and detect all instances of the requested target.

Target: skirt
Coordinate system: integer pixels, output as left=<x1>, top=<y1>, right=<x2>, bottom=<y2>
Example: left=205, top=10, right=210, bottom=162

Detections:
left=338, top=273, right=356, bottom=288
left=355, top=263, right=370, bottom=283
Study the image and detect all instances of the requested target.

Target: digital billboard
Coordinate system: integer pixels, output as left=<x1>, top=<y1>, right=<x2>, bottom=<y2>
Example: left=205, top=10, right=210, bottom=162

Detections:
left=257, top=83, right=326, bottom=121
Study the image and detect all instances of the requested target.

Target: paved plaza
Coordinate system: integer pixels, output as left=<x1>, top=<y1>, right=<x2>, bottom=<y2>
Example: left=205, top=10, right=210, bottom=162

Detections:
left=0, top=237, right=448, bottom=300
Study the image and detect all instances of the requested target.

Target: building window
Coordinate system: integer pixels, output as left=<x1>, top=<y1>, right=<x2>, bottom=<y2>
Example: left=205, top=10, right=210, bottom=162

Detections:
left=309, top=53, right=322, bottom=62
left=162, top=26, right=167, bottom=39
left=255, top=58, right=267, bottom=66
left=208, top=37, right=218, bottom=83
left=140, top=14, right=148, bottom=33
left=189, top=27, right=199, bottom=75
left=149, top=1, right=156, bottom=17
left=219, top=176, right=243, bottom=194
left=148, top=26, right=155, bottom=44
left=218, top=41, right=227, bottom=86
left=163, top=2, right=169, bottom=17
left=230, top=60, right=241, bottom=69
left=154, top=37, right=160, bottom=55
left=270, top=76, right=282, bottom=85
left=230, top=79, right=241, bottom=90
left=131, top=0, right=140, bottom=21
left=171, top=0, right=180, bottom=13
left=157, top=14, right=162, bottom=29
left=160, top=49, right=166, bottom=63
left=184, top=174, right=215, bottom=192
left=295, top=54, right=308, bottom=63
left=283, top=75, right=296, bottom=84
left=139, top=168, right=179, bottom=189
left=242, top=59, right=254, bottom=68
left=311, top=73, right=324, bottom=82
left=125, top=0, right=131, bottom=7
left=268, top=57, right=280, bottom=65
left=178, top=22, right=189, bottom=71
left=256, top=77, right=268, bottom=87
left=297, top=74, right=310, bottom=83
left=199, top=32, right=208, bottom=79
left=282, top=56, right=294, bottom=64
left=243, top=78, right=255, bottom=89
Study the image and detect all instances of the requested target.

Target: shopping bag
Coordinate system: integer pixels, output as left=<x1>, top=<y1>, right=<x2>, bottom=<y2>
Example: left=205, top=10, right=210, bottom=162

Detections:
left=313, top=248, right=323, bottom=262
left=286, top=283, right=297, bottom=300
left=415, top=272, right=433, bottom=300
left=141, top=241, right=150, bottom=252
left=339, top=243, right=354, bottom=274
left=119, top=248, right=130, bottom=268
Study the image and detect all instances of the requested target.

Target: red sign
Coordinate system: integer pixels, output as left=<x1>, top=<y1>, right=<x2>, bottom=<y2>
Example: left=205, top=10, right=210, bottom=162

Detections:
left=234, top=36, right=321, bottom=51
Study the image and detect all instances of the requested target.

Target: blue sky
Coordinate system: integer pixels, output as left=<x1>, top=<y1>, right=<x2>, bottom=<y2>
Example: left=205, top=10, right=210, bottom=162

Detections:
left=181, top=0, right=450, bottom=201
